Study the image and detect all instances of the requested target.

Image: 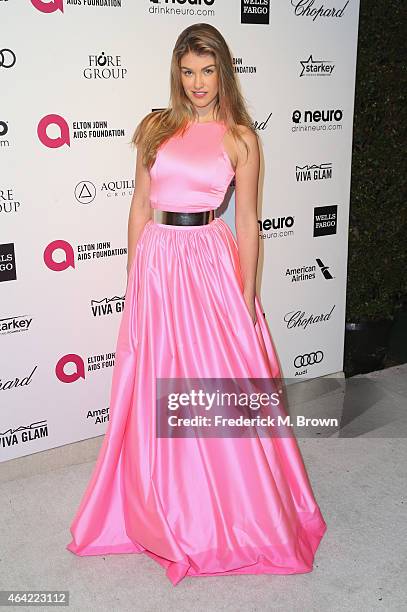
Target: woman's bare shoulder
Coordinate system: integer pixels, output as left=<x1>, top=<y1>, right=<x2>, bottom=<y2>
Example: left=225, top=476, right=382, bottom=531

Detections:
left=224, top=123, right=257, bottom=170
left=233, top=123, right=258, bottom=153
left=235, top=123, right=256, bottom=138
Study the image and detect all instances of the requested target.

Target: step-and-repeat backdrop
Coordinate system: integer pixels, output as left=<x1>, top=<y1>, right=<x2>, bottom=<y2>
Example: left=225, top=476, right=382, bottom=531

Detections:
left=1, top=0, right=360, bottom=461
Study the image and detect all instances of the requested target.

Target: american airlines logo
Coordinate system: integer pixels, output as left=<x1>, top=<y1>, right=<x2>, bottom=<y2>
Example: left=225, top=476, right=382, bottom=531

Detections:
left=285, top=258, right=334, bottom=283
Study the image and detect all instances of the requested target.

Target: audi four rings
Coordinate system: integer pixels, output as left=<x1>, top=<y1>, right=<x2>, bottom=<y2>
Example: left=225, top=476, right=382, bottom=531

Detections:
left=294, top=351, right=324, bottom=368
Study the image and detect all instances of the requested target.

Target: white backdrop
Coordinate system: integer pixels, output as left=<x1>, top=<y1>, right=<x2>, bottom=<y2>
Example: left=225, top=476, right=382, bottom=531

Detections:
left=1, top=0, right=360, bottom=461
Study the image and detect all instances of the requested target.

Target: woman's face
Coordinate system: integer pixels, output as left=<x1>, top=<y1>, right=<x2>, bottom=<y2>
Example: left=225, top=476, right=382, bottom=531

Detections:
left=180, top=51, right=219, bottom=115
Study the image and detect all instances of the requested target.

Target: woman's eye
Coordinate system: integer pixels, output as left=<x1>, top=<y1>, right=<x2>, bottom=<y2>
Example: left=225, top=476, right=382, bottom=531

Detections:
left=183, top=69, right=214, bottom=76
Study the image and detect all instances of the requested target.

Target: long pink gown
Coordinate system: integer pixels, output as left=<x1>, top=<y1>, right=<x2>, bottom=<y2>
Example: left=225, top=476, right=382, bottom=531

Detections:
left=66, top=119, right=327, bottom=586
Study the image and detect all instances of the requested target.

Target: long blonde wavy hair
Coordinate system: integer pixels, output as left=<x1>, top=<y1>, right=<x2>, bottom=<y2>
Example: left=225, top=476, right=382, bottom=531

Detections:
left=130, top=22, right=256, bottom=170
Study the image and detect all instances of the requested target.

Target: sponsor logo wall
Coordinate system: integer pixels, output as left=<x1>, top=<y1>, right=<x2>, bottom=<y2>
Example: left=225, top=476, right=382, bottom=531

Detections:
left=1, top=0, right=360, bottom=461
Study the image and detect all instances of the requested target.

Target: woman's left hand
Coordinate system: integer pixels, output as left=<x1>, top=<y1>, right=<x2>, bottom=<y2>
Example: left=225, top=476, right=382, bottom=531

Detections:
left=243, top=292, right=257, bottom=326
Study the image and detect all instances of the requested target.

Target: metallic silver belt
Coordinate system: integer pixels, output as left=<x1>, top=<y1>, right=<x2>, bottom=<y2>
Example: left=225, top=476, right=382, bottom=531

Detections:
left=153, top=209, right=215, bottom=226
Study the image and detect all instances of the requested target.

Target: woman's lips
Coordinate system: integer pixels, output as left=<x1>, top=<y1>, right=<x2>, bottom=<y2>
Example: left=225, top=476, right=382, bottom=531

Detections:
left=192, top=91, right=207, bottom=98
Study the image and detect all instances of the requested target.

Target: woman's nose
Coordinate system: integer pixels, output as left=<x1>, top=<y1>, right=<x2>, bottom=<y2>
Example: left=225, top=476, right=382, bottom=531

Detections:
left=194, top=76, right=204, bottom=89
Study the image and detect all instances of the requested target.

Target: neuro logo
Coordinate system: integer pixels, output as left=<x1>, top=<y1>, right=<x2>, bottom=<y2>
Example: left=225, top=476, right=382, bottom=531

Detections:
left=43, top=240, right=75, bottom=271
left=37, top=114, right=70, bottom=148
left=31, top=0, right=64, bottom=13
left=258, top=216, right=295, bottom=231
left=292, top=108, right=343, bottom=124
left=55, top=354, right=85, bottom=383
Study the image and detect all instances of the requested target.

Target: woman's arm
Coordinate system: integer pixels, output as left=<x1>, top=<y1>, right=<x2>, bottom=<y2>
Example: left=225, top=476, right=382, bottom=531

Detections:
left=234, top=126, right=260, bottom=323
left=127, top=144, right=153, bottom=278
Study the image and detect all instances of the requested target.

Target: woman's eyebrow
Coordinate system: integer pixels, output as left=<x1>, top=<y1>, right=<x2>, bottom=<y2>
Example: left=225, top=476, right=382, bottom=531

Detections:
left=180, top=64, right=216, bottom=70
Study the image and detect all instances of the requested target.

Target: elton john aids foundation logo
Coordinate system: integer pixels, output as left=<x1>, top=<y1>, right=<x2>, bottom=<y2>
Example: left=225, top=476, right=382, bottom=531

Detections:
left=44, top=240, right=75, bottom=271
left=37, top=113, right=124, bottom=147
left=38, top=115, right=70, bottom=148
left=31, top=0, right=64, bottom=13
left=32, top=0, right=122, bottom=13
left=55, top=354, right=85, bottom=383
left=43, top=239, right=126, bottom=270
left=55, top=352, right=115, bottom=382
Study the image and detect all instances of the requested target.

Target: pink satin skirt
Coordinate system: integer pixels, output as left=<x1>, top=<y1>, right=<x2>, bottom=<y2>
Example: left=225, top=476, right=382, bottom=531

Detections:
left=66, top=216, right=327, bottom=586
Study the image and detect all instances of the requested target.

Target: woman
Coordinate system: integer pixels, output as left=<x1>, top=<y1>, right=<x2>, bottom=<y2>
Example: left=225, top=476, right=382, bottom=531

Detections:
left=67, top=22, right=327, bottom=586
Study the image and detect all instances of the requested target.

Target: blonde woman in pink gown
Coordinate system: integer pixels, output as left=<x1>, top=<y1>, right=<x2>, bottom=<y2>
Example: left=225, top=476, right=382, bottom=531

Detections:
left=66, top=22, right=327, bottom=586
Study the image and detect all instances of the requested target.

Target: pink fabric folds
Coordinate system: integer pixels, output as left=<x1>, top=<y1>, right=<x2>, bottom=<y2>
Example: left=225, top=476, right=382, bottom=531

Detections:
left=66, top=217, right=327, bottom=586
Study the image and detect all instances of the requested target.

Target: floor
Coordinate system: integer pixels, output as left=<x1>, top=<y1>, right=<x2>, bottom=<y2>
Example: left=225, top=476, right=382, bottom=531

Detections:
left=1, top=364, right=406, bottom=612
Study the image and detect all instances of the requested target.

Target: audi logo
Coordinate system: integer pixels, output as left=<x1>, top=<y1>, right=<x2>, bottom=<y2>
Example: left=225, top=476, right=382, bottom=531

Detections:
left=294, top=351, right=324, bottom=368
left=0, top=49, right=16, bottom=69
